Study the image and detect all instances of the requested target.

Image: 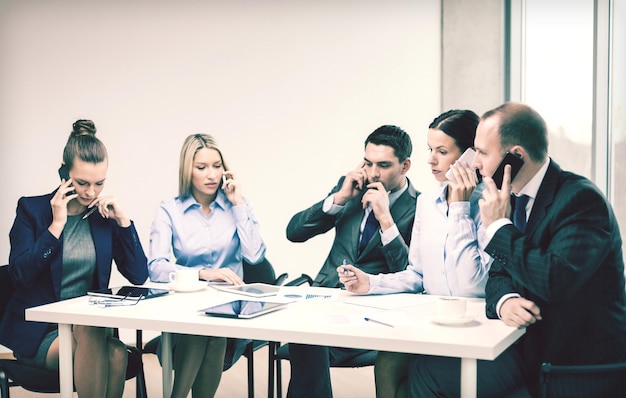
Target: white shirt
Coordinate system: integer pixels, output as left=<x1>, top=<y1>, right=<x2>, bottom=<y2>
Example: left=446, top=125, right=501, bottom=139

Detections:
left=368, top=184, right=492, bottom=297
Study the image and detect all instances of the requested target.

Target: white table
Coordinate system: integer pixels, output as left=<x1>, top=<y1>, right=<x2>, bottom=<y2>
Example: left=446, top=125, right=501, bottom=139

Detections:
left=26, top=287, right=524, bottom=398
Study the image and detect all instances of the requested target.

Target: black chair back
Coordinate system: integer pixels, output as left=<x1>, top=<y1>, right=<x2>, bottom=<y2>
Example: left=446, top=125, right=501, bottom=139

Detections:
left=243, top=258, right=287, bottom=285
left=0, top=265, right=14, bottom=319
left=539, top=361, right=626, bottom=397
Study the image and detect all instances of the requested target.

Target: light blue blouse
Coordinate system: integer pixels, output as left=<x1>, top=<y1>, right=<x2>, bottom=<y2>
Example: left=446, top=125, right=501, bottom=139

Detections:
left=148, top=191, right=266, bottom=282
left=369, top=183, right=491, bottom=297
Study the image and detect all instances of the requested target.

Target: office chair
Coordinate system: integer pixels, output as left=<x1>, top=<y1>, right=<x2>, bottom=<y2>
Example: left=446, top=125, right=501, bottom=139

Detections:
left=539, top=361, right=626, bottom=398
left=0, top=264, right=146, bottom=398
left=138, top=257, right=288, bottom=398
left=269, top=273, right=377, bottom=398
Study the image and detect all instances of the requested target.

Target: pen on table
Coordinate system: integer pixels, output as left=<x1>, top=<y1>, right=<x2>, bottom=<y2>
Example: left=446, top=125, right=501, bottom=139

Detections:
left=364, top=317, right=395, bottom=328
left=82, top=206, right=98, bottom=220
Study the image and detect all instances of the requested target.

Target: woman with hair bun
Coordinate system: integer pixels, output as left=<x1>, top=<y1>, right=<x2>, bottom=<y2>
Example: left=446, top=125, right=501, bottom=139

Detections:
left=0, top=119, right=148, bottom=397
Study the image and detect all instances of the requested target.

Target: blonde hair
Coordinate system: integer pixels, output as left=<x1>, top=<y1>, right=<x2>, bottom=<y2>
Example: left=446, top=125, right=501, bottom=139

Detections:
left=178, top=134, right=227, bottom=198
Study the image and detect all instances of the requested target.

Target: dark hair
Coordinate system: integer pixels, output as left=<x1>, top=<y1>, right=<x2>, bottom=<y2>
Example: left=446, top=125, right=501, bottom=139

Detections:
left=364, top=125, right=412, bottom=162
left=62, top=119, right=108, bottom=169
left=428, top=109, right=479, bottom=152
left=482, top=102, right=548, bottom=162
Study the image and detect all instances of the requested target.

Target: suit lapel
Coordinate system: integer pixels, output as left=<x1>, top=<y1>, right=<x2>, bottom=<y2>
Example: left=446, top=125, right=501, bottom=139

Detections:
left=525, top=160, right=560, bottom=238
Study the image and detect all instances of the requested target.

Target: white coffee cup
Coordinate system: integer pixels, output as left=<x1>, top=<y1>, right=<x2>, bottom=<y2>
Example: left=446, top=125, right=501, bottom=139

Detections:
left=169, top=268, right=199, bottom=290
left=436, top=297, right=467, bottom=318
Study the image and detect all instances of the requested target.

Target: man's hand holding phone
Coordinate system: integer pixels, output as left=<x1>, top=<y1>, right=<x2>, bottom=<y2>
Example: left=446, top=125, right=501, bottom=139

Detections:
left=479, top=164, right=514, bottom=228
left=334, top=161, right=367, bottom=205
left=491, top=152, right=524, bottom=190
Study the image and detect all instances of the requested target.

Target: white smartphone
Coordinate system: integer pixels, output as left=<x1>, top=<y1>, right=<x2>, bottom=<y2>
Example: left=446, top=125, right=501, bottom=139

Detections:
left=445, top=148, right=476, bottom=183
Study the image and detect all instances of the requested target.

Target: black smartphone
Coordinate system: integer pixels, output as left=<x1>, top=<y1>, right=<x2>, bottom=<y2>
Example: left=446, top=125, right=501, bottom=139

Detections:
left=58, top=165, right=76, bottom=195
left=88, top=286, right=169, bottom=299
left=491, top=152, right=524, bottom=189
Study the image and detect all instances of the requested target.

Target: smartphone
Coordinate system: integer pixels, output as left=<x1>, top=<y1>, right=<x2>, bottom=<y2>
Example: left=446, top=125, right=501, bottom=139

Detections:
left=491, top=152, right=524, bottom=189
left=445, top=148, right=476, bottom=183
left=88, top=286, right=169, bottom=299
left=58, top=165, right=76, bottom=195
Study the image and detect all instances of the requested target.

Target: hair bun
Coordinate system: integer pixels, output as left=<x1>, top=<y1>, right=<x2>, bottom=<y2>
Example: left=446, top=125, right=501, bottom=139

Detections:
left=71, top=120, right=97, bottom=136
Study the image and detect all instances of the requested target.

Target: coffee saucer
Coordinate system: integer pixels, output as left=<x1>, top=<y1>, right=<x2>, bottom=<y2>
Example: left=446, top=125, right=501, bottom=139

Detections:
left=431, top=312, right=476, bottom=326
left=170, top=281, right=207, bottom=293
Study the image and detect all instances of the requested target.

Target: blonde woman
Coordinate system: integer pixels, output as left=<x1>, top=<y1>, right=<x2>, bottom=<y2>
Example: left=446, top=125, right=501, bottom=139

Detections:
left=148, top=134, right=267, bottom=397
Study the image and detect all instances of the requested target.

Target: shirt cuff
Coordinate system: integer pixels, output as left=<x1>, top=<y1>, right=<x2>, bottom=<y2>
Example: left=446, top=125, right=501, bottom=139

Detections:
left=496, top=293, right=521, bottom=318
left=380, top=223, right=399, bottom=246
left=322, top=194, right=344, bottom=215
left=447, top=201, right=470, bottom=217
left=367, top=274, right=380, bottom=293
left=486, top=218, right=512, bottom=241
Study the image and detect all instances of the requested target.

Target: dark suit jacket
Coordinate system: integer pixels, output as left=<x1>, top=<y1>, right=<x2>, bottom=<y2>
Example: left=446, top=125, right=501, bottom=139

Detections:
left=0, top=190, right=148, bottom=358
left=485, top=160, right=626, bottom=388
left=286, top=177, right=419, bottom=288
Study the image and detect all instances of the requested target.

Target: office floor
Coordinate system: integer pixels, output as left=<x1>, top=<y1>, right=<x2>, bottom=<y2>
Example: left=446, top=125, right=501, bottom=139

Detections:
left=6, top=346, right=376, bottom=397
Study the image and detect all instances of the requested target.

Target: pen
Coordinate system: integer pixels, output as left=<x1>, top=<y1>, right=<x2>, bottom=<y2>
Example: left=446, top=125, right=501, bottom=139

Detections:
left=82, top=206, right=98, bottom=220
left=342, top=259, right=349, bottom=274
left=364, top=317, right=395, bottom=328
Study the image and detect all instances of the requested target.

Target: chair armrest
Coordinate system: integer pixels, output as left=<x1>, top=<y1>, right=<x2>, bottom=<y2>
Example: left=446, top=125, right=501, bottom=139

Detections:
left=275, top=273, right=289, bottom=286
left=284, top=274, right=313, bottom=286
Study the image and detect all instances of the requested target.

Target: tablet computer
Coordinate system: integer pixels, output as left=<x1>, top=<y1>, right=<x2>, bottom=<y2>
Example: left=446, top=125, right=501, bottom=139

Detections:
left=212, top=283, right=281, bottom=297
left=87, top=286, right=170, bottom=300
left=202, top=300, right=288, bottom=319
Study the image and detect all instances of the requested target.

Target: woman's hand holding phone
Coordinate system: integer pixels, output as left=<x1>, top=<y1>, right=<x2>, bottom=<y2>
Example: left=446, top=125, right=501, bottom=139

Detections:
left=445, top=148, right=476, bottom=183
left=49, top=179, right=78, bottom=237
left=222, top=171, right=244, bottom=206
left=447, top=161, right=478, bottom=203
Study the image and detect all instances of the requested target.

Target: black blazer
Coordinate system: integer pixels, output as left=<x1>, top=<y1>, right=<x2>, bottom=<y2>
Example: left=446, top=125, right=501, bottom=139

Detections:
left=286, top=177, right=419, bottom=288
left=485, top=160, right=626, bottom=388
left=0, top=190, right=148, bottom=358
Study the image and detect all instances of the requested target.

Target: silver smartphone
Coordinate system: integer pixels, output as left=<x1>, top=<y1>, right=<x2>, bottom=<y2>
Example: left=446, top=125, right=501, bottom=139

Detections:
left=445, top=148, right=477, bottom=182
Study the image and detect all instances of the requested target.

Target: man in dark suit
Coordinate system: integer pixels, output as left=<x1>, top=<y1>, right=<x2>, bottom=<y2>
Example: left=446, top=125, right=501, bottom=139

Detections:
left=409, top=102, right=626, bottom=397
left=285, top=125, right=419, bottom=397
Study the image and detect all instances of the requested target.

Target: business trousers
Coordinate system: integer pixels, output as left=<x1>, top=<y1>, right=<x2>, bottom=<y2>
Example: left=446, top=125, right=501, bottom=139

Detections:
left=286, top=343, right=371, bottom=398
left=408, top=346, right=530, bottom=398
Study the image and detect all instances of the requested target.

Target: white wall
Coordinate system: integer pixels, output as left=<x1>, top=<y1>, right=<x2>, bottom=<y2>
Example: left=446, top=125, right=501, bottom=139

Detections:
left=0, top=0, right=441, bottom=284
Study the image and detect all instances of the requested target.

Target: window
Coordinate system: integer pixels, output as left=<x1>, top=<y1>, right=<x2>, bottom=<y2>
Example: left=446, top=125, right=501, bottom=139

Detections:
left=611, top=0, right=626, bottom=238
left=516, top=0, right=594, bottom=177
left=510, top=0, right=626, bottom=239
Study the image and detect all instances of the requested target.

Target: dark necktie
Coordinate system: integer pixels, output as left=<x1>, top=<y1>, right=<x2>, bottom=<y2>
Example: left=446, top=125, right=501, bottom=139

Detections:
left=359, top=211, right=379, bottom=253
left=513, top=194, right=530, bottom=232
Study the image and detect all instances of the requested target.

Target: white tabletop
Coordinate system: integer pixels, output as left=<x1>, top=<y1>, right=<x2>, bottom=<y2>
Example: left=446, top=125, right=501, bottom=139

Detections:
left=26, top=285, right=524, bottom=397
